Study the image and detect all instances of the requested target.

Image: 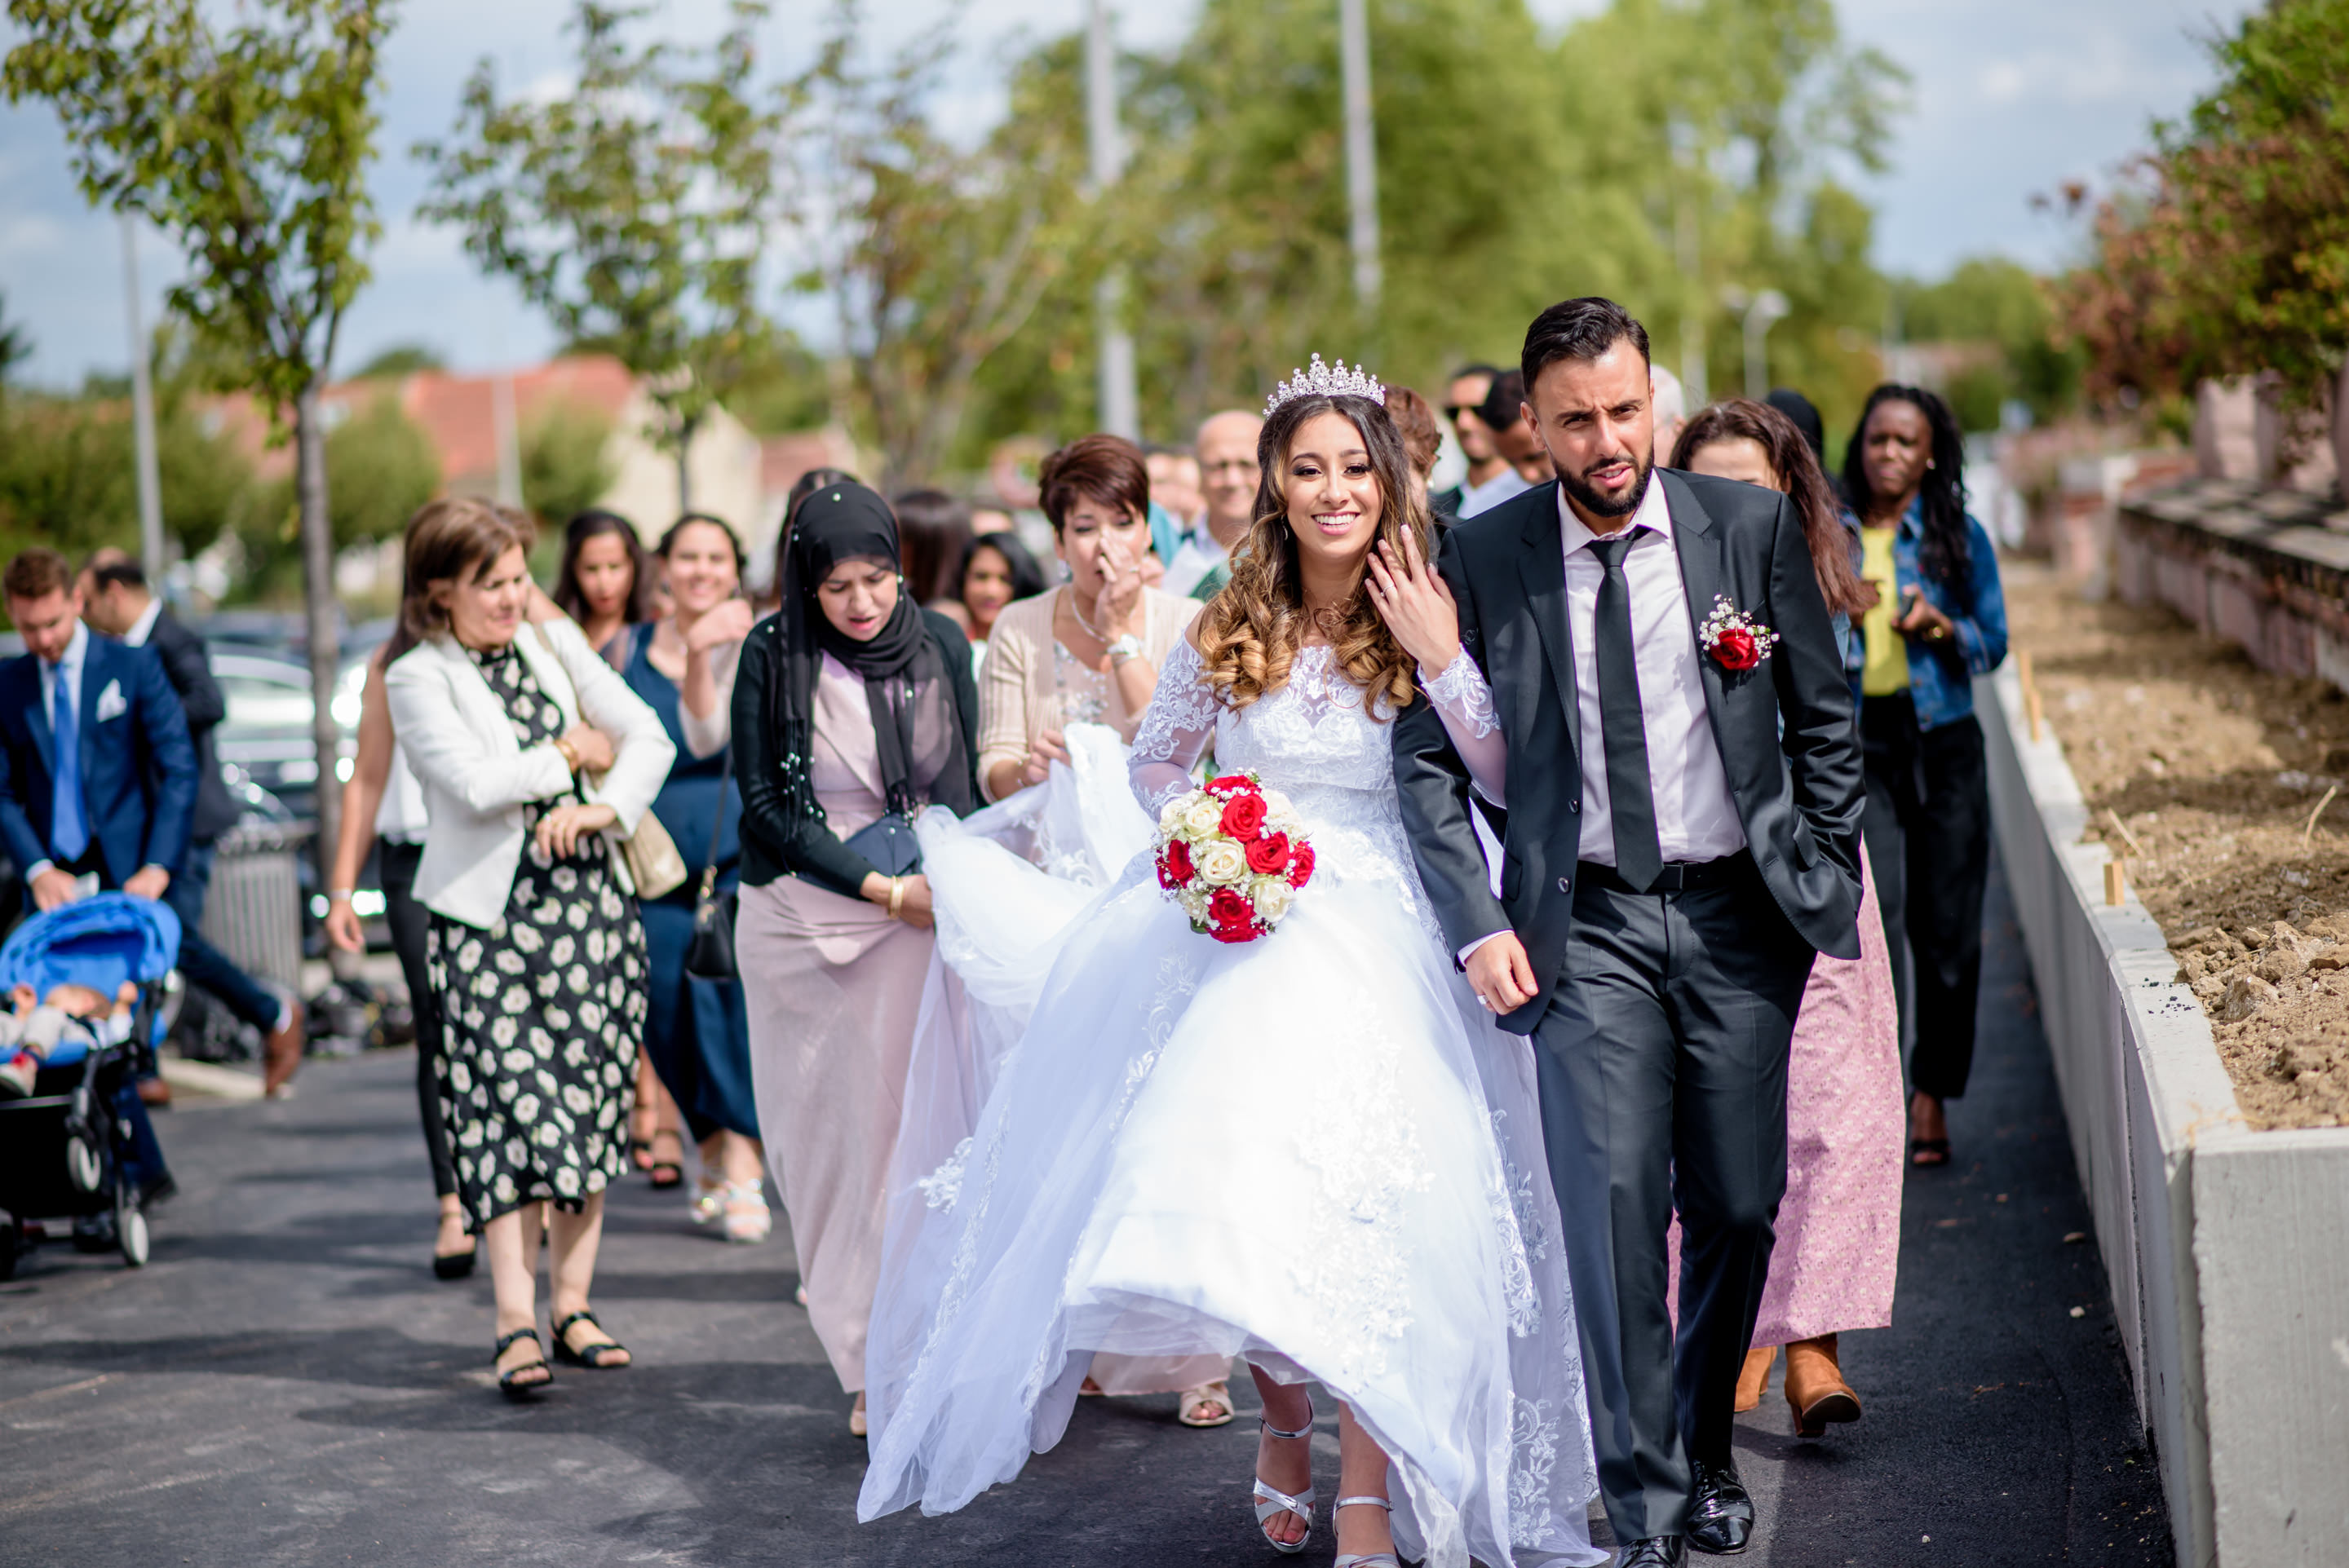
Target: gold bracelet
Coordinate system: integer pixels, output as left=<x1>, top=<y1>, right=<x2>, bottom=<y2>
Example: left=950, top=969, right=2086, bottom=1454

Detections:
left=887, top=877, right=905, bottom=919
left=554, top=736, right=580, bottom=771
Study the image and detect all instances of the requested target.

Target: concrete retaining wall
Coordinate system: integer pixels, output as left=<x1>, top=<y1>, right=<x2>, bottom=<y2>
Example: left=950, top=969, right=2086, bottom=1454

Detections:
left=1980, top=662, right=2349, bottom=1566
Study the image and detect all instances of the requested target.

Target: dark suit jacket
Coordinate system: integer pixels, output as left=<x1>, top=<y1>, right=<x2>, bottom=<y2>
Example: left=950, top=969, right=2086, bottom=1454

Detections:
left=0, top=635, right=198, bottom=885
left=1393, top=469, right=1865, bottom=1034
left=146, top=610, right=241, bottom=843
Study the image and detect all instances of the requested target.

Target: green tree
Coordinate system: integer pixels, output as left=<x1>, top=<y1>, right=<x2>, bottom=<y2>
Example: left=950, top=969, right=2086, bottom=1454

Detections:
left=520, top=398, right=617, bottom=527
left=2059, top=0, right=2349, bottom=422
left=0, top=391, right=262, bottom=568
left=418, top=1, right=779, bottom=510
left=1896, top=256, right=2079, bottom=426
left=324, top=395, right=440, bottom=543
left=6, top=0, right=395, bottom=876
left=352, top=342, right=445, bottom=378
left=0, top=290, right=29, bottom=391
left=780, top=4, right=1096, bottom=484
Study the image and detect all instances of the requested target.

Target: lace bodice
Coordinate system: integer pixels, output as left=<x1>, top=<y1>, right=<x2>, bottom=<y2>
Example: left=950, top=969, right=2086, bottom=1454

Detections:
left=1131, top=643, right=1500, bottom=935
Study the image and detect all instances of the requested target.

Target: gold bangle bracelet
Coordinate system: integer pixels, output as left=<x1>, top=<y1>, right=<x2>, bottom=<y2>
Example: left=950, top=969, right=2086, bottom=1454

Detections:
left=887, top=877, right=906, bottom=919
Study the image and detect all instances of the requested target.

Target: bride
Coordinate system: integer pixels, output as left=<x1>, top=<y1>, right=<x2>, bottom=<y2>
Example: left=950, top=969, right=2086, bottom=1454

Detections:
left=859, top=360, right=1603, bottom=1568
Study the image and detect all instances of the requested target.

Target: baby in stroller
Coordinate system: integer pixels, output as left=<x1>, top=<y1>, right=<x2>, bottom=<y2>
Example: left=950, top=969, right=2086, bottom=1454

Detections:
left=0, top=979, right=139, bottom=1098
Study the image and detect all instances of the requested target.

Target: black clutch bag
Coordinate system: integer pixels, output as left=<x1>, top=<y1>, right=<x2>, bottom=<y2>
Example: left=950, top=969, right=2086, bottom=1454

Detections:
left=683, top=757, right=738, bottom=982
left=843, top=811, right=922, bottom=878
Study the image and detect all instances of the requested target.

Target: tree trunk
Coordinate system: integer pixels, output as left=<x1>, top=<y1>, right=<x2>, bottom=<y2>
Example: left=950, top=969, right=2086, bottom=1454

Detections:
left=674, top=417, right=695, bottom=515
left=294, top=381, right=349, bottom=981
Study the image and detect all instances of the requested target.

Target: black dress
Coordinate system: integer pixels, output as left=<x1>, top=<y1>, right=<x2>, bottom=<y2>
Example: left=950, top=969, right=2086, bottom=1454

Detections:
left=427, top=641, right=647, bottom=1230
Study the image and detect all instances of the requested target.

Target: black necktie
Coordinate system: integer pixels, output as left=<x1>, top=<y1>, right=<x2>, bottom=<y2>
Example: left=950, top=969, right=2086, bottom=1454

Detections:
left=1586, top=532, right=1662, bottom=892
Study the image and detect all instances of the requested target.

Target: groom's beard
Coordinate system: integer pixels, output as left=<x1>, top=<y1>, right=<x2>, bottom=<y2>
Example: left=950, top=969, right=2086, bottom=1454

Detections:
left=1555, top=444, right=1652, bottom=519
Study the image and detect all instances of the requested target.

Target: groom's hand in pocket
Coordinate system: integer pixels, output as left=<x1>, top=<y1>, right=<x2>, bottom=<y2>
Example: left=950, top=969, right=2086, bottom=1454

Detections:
left=1466, top=933, right=1537, bottom=1014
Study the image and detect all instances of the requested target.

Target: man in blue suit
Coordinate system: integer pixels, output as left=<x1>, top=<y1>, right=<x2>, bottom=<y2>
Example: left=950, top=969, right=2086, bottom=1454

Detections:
left=0, top=547, right=191, bottom=1209
left=0, top=550, right=195, bottom=908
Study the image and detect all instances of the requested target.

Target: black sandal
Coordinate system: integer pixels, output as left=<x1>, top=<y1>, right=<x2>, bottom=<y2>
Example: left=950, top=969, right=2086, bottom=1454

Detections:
left=433, top=1241, right=478, bottom=1280
left=496, top=1328, right=552, bottom=1398
left=551, top=1309, right=630, bottom=1369
left=646, top=1129, right=684, bottom=1190
left=1909, top=1137, right=1951, bottom=1167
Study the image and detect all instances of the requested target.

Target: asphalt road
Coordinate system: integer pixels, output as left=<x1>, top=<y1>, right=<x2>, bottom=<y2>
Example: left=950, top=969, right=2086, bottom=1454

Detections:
left=0, top=856, right=2173, bottom=1566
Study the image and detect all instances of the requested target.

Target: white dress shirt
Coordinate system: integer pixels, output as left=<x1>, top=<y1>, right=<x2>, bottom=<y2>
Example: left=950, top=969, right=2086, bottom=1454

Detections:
left=122, top=596, right=164, bottom=648
left=1559, top=476, right=1744, bottom=868
left=40, top=619, right=89, bottom=733
left=1457, top=466, right=1533, bottom=519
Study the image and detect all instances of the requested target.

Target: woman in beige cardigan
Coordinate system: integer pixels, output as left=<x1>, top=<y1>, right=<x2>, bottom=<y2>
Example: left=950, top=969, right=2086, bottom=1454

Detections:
left=964, top=435, right=1232, bottom=1426
left=978, top=435, right=1200, bottom=803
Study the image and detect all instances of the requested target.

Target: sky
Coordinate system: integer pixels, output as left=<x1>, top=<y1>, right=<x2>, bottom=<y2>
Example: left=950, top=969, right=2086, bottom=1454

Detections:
left=0, top=0, right=2257, bottom=389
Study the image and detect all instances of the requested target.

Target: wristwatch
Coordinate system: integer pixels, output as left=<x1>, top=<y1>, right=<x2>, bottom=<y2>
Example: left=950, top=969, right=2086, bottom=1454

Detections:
left=1106, top=634, right=1144, bottom=666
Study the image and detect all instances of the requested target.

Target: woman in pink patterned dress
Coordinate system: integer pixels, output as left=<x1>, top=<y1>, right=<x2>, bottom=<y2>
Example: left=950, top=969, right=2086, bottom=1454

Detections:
left=1674, top=400, right=1904, bottom=1438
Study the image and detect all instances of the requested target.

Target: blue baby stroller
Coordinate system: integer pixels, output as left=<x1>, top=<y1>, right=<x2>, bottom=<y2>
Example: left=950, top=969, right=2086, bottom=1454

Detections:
left=0, top=894, right=179, bottom=1274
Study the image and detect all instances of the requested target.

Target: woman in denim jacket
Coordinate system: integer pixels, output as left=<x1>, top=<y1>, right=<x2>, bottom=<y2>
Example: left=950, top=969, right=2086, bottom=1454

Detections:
left=1841, top=386, right=2008, bottom=1168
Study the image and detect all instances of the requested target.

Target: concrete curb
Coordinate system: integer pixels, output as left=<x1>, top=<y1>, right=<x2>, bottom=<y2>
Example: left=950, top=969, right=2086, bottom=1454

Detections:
left=1980, top=663, right=2349, bottom=1567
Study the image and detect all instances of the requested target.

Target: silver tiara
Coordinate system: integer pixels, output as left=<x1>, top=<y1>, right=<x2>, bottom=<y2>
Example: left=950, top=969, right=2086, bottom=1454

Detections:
left=1263, top=353, right=1387, bottom=417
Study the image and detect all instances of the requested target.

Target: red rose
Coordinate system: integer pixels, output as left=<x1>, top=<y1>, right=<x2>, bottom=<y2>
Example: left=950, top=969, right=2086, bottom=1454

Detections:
left=1208, top=774, right=1257, bottom=797
left=1207, top=887, right=1256, bottom=942
left=1285, top=841, right=1316, bottom=888
left=1712, top=628, right=1759, bottom=671
left=1159, top=838, right=1195, bottom=889
left=1244, top=832, right=1291, bottom=876
left=1220, top=792, right=1269, bottom=839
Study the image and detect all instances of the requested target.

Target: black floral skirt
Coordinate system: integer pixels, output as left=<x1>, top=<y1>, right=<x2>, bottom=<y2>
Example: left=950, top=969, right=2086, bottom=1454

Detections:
left=428, top=837, right=647, bottom=1230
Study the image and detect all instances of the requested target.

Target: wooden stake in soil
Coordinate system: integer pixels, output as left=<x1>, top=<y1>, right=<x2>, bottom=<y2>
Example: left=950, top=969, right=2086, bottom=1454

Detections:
left=2018, top=649, right=2042, bottom=741
left=2104, top=808, right=2143, bottom=857
left=2303, top=783, right=2338, bottom=846
left=2104, top=858, right=2127, bottom=907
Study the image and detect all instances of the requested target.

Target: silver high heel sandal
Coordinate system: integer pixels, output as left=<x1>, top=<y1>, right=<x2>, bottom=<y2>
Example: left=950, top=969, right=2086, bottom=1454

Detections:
left=1250, top=1404, right=1316, bottom=1556
left=1333, top=1494, right=1399, bottom=1568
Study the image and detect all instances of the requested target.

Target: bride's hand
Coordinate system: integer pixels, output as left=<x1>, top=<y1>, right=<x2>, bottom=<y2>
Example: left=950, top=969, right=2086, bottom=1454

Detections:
left=1365, top=530, right=1462, bottom=674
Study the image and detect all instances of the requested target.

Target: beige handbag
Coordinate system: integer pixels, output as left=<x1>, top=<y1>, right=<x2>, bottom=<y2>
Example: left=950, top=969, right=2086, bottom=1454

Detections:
left=529, top=622, right=688, bottom=900
left=613, top=797, right=688, bottom=899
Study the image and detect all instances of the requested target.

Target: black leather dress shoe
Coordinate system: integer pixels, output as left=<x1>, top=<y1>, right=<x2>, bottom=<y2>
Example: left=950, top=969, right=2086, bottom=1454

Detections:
left=1687, top=1460, right=1756, bottom=1554
left=1617, top=1537, right=1687, bottom=1566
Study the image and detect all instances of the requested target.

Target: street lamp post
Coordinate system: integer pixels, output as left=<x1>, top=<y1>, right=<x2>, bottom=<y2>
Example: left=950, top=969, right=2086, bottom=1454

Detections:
left=1735, top=288, right=1789, bottom=400
left=1086, top=1, right=1139, bottom=440
left=121, top=214, right=166, bottom=584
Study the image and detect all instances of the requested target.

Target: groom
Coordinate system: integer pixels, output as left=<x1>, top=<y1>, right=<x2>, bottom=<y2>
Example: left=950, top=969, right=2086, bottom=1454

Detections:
left=1394, top=298, right=1863, bottom=1564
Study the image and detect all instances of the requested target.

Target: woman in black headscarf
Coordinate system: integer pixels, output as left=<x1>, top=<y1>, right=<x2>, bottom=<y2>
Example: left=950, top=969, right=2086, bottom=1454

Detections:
left=731, top=481, right=980, bottom=1435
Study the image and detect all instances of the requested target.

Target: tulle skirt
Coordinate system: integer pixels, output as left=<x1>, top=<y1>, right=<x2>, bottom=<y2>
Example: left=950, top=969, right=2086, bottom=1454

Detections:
left=860, top=786, right=1602, bottom=1567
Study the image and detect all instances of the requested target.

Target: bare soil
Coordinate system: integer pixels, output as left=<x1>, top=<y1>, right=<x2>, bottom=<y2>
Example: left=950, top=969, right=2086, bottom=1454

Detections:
left=2006, top=561, right=2349, bottom=1129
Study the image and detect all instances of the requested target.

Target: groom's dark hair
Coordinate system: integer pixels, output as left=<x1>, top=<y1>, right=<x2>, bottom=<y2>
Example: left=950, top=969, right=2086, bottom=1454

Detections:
left=1522, top=298, right=1651, bottom=391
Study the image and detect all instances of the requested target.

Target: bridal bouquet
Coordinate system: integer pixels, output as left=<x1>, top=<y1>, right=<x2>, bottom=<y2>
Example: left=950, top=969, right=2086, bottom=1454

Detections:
left=1154, top=772, right=1316, bottom=943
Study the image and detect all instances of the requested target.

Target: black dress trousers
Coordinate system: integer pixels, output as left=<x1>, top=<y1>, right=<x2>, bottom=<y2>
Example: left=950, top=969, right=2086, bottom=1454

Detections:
left=1529, top=859, right=1814, bottom=1541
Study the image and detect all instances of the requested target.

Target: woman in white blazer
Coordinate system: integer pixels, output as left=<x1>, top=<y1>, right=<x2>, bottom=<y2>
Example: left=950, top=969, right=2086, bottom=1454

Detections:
left=385, top=497, right=675, bottom=1398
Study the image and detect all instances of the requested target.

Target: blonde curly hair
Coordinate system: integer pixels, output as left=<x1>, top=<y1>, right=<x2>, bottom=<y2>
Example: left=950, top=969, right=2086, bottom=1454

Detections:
left=1196, top=393, right=1432, bottom=714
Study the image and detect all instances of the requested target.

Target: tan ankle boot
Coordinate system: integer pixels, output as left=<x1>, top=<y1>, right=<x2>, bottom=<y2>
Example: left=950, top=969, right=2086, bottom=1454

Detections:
left=1783, top=1334, right=1861, bottom=1438
left=1734, top=1345, right=1776, bottom=1412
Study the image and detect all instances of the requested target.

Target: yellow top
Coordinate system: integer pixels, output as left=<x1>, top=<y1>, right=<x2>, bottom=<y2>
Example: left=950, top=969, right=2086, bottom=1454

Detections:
left=1859, top=526, right=1910, bottom=697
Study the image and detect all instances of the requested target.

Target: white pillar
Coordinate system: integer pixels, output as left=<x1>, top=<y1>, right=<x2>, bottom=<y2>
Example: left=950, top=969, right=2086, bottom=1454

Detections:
left=122, top=214, right=165, bottom=583
left=1086, top=1, right=1139, bottom=439
left=1338, top=0, right=1382, bottom=310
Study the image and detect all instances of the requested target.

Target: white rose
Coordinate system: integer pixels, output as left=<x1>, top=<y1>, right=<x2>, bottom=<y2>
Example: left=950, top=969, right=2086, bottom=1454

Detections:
left=1261, top=788, right=1295, bottom=819
left=1179, top=795, right=1226, bottom=838
left=1159, top=797, right=1189, bottom=833
left=1250, top=876, right=1294, bottom=922
left=1179, top=886, right=1213, bottom=924
left=1269, top=806, right=1307, bottom=839
left=1195, top=839, right=1249, bottom=886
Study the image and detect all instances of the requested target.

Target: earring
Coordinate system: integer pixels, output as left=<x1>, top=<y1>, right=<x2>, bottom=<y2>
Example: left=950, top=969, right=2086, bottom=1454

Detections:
left=1926, top=459, right=1935, bottom=470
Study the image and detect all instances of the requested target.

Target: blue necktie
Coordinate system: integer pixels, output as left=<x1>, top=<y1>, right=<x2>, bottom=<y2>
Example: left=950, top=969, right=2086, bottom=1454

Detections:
left=50, top=665, right=88, bottom=864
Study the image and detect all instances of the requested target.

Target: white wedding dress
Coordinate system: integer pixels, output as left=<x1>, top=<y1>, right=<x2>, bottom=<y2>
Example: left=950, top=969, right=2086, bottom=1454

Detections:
left=859, top=643, right=1603, bottom=1568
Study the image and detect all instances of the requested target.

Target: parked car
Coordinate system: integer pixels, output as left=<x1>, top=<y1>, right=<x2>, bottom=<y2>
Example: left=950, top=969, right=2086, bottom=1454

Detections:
left=210, top=649, right=365, bottom=824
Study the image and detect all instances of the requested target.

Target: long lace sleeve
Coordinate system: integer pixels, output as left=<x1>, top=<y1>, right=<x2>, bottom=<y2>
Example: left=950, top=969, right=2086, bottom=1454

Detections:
left=1129, top=640, right=1221, bottom=815
left=1420, top=651, right=1508, bottom=806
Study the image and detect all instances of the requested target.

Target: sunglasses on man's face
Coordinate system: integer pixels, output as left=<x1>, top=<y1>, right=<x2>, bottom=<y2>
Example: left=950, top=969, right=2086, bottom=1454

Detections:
left=1445, top=405, right=1480, bottom=422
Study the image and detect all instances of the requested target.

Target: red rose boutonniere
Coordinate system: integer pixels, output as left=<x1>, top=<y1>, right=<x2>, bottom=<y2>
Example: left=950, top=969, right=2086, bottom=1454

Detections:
left=1698, top=594, right=1780, bottom=674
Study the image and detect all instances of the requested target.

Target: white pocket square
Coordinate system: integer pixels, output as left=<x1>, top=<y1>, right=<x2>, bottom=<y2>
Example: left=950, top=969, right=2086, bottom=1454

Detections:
left=94, top=679, right=126, bottom=722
